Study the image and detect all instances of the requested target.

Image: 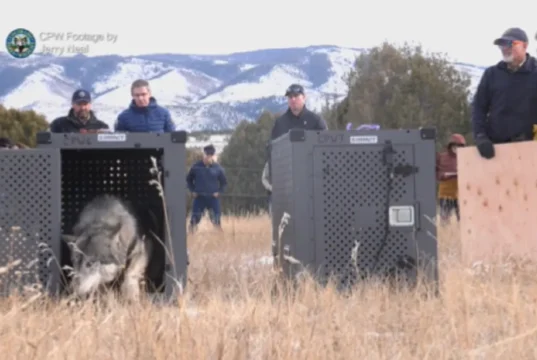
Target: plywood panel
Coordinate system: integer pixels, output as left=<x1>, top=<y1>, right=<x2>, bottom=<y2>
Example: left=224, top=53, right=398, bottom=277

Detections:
left=458, top=141, right=537, bottom=265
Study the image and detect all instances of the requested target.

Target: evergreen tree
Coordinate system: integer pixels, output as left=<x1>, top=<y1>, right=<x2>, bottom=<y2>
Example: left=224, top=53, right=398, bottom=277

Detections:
left=324, top=42, right=473, bottom=147
left=0, top=105, right=49, bottom=147
left=218, top=111, right=276, bottom=214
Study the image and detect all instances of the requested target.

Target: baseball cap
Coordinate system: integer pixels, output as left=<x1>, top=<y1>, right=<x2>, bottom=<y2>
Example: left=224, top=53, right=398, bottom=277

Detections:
left=493, top=27, right=528, bottom=46
left=203, top=144, right=216, bottom=155
left=72, top=89, right=91, bottom=104
left=285, top=84, right=304, bottom=96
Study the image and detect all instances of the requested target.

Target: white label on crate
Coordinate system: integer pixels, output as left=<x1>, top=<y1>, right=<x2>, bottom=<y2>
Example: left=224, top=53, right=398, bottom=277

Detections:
left=97, top=133, right=127, bottom=142
left=350, top=135, right=378, bottom=144
left=389, top=206, right=415, bottom=226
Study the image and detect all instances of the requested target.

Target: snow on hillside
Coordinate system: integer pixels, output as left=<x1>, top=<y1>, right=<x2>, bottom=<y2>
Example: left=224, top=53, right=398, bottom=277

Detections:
left=148, top=69, right=222, bottom=103
left=240, top=64, right=257, bottom=71
left=312, top=47, right=360, bottom=94
left=93, top=58, right=172, bottom=94
left=454, top=63, right=483, bottom=94
left=97, top=68, right=222, bottom=107
left=1, top=64, right=77, bottom=119
left=187, top=134, right=230, bottom=155
left=0, top=45, right=485, bottom=131
left=199, top=64, right=309, bottom=104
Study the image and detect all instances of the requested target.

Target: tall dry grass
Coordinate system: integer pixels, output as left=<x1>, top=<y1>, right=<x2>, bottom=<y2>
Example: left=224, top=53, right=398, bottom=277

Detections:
left=1, top=214, right=537, bottom=359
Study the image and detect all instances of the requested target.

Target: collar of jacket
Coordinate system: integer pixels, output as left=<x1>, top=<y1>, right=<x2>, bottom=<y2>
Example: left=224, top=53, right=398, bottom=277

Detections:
left=129, top=97, right=158, bottom=112
left=286, top=105, right=307, bottom=118
left=497, top=53, right=536, bottom=73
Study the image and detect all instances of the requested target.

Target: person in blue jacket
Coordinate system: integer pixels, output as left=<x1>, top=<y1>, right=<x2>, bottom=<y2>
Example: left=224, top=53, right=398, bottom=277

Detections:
left=114, top=79, right=176, bottom=132
left=186, top=144, right=227, bottom=232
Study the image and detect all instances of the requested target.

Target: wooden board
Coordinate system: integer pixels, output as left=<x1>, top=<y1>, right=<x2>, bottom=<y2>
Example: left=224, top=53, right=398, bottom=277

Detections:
left=458, top=141, right=537, bottom=265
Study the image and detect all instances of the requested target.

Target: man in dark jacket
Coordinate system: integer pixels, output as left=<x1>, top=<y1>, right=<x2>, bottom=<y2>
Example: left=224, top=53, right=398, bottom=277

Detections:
left=49, top=89, right=109, bottom=133
left=267, top=84, right=328, bottom=187
left=472, top=27, right=537, bottom=159
left=186, top=144, right=227, bottom=232
left=114, top=79, right=176, bottom=133
left=270, top=84, right=327, bottom=141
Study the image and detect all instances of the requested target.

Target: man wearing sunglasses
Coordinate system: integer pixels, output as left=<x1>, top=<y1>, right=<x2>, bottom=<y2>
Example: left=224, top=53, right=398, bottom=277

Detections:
left=471, top=27, right=537, bottom=159
left=269, top=84, right=327, bottom=142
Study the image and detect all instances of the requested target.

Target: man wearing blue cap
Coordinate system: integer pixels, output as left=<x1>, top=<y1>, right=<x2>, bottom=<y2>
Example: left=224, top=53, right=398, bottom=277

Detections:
left=186, top=144, right=228, bottom=232
left=471, top=27, right=537, bottom=159
left=49, top=89, right=109, bottom=133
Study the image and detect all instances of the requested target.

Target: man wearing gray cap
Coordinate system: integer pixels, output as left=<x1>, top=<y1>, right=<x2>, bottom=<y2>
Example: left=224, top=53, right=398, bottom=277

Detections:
left=471, top=27, right=537, bottom=159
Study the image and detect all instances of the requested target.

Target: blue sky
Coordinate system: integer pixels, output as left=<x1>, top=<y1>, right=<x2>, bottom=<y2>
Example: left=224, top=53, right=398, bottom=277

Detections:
left=2, top=0, right=536, bottom=66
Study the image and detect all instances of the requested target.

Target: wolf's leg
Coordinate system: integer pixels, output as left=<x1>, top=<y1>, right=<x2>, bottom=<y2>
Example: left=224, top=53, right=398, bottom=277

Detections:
left=121, top=274, right=141, bottom=301
left=121, top=243, right=149, bottom=301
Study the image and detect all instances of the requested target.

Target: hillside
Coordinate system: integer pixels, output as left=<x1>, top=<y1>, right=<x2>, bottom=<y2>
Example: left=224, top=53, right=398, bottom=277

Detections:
left=0, top=46, right=485, bottom=131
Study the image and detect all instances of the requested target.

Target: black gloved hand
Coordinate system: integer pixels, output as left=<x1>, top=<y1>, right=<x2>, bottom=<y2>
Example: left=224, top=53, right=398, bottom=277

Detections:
left=475, top=136, right=495, bottom=159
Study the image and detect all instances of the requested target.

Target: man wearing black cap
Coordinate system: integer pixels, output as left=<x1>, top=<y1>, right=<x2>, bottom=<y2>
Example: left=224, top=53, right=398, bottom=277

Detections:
left=270, top=84, right=327, bottom=141
left=49, top=89, right=109, bottom=133
left=266, top=84, right=327, bottom=200
left=471, top=27, right=537, bottom=159
left=186, top=144, right=228, bottom=232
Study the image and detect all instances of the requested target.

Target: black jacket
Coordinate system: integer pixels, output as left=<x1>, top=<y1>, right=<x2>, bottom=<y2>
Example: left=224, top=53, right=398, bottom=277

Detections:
left=49, top=109, right=109, bottom=133
left=471, top=54, right=537, bottom=143
left=270, top=106, right=327, bottom=141
left=267, top=106, right=327, bottom=182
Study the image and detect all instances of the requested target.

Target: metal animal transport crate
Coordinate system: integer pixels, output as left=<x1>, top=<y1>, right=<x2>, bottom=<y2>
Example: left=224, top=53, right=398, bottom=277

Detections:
left=270, top=128, right=438, bottom=290
left=0, top=131, right=188, bottom=300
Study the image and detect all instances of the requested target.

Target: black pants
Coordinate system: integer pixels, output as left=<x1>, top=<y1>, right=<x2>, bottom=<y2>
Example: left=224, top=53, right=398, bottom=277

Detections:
left=439, top=198, right=459, bottom=223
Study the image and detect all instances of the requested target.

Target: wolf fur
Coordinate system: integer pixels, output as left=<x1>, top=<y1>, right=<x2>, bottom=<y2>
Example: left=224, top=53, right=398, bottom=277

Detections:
left=62, top=194, right=151, bottom=301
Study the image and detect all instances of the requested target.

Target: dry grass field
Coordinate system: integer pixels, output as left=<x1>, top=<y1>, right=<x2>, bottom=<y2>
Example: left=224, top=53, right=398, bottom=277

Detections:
left=1, top=214, right=537, bottom=359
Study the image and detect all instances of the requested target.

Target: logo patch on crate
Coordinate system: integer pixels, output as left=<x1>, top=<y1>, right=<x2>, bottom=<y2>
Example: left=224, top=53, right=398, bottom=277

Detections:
left=349, top=135, right=378, bottom=144
left=97, top=133, right=127, bottom=142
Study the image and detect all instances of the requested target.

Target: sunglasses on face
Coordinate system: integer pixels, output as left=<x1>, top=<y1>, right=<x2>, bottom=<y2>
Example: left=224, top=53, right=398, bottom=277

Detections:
left=498, top=40, right=523, bottom=48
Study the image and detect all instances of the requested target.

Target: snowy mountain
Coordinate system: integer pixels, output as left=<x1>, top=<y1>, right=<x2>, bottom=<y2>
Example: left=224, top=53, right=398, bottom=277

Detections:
left=0, top=46, right=485, bottom=131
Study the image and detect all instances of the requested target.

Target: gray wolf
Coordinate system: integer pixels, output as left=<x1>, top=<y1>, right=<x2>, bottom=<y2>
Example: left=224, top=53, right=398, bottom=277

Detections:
left=62, top=194, right=151, bottom=301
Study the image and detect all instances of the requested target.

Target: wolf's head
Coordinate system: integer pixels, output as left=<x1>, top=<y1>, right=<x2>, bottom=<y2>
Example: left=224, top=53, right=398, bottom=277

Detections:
left=63, top=224, right=126, bottom=297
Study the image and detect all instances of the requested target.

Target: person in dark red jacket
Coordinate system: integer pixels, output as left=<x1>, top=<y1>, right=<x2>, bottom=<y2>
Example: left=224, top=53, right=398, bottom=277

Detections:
left=436, top=133, right=466, bottom=224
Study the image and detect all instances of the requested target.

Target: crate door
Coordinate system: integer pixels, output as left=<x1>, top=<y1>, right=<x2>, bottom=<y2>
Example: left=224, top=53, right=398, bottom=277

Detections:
left=0, top=149, right=61, bottom=296
left=313, top=144, right=417, bottom=287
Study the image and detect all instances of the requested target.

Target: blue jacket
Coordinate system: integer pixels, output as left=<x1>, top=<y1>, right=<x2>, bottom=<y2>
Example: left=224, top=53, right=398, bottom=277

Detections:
left=114, top=97, right=176, bottom=133
left=472, top=54, right=537, bottom=143
left=186, top=160, right=227, bottom=195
